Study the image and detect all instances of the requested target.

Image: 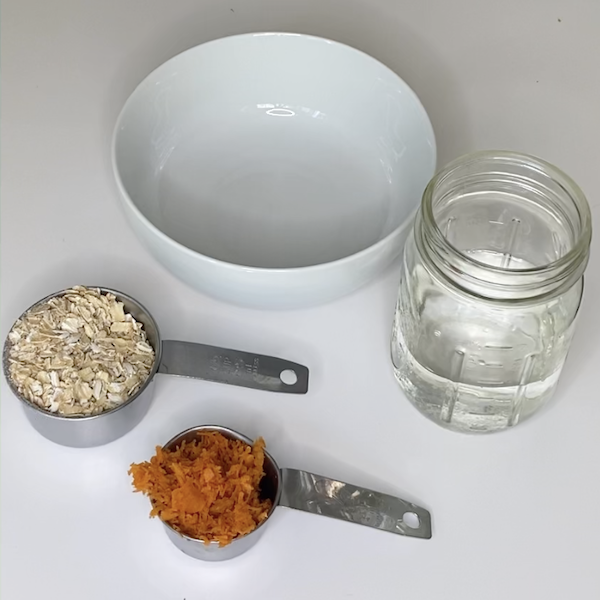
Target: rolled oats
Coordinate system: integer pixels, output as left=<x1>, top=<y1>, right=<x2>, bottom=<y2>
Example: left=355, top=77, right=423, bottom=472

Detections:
left=6, top=286, right=156, bottom=416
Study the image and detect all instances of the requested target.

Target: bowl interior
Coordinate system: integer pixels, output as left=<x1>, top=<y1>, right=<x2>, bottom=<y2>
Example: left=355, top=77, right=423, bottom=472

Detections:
left=114, top=33, right=436, bottom=269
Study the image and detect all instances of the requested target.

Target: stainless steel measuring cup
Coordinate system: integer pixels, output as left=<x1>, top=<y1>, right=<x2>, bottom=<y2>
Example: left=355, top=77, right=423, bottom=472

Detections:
left=2, top=288, right=309, bottom=448
left=159, top=425, right=432, bottom=561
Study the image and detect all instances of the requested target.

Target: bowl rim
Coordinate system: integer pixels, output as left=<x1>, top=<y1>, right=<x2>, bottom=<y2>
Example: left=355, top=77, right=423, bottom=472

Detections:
left=111, top=31, right=437, bottom=274
left=2, top=286, right=162, bottom=422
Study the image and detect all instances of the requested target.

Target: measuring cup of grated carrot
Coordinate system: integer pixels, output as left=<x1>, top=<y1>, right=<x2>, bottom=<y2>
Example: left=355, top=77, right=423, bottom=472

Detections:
left=129, top=425, right=432, bottom=561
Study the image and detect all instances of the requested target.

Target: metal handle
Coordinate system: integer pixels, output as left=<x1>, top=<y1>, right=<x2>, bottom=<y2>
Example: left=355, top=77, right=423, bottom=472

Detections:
left=157, top=340, right=309, bottom=394
left=280, top=468, right=432, bottom=539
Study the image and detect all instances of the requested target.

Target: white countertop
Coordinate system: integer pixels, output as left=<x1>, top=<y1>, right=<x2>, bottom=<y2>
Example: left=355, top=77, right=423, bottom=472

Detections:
left=2, top=1, right=599, bottom=598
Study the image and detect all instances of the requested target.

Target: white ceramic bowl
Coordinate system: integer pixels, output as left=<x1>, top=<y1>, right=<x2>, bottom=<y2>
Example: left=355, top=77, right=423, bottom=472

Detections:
left=112, top=33, right=436, bottom=309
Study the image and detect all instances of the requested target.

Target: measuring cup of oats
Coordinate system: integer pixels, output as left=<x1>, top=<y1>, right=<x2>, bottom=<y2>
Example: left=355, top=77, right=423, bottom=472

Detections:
left=3, top=286, right=309, bottom=447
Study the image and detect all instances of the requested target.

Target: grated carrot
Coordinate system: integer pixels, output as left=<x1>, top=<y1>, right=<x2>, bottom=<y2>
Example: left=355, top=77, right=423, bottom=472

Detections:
left=129, top=431, right=272, bottom=546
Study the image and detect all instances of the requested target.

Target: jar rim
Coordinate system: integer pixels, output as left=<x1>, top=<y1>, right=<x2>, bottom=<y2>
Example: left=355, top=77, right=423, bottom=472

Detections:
left=418, top=150, right=592, bottom=301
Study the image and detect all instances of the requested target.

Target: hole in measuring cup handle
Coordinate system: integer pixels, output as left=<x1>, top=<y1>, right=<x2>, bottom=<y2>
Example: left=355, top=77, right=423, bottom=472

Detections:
left=402, top=511, right=420, bottom=529
left=279, top=369, right=298, bottom=385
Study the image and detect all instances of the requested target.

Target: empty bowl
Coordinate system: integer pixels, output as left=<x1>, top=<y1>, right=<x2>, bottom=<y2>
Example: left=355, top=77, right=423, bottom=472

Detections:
left=112, top=33, right=436, bottom=309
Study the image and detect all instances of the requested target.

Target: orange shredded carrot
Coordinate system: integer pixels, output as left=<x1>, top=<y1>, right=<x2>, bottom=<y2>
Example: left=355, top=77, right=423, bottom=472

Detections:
left=129, top=431, right=272, bottom=546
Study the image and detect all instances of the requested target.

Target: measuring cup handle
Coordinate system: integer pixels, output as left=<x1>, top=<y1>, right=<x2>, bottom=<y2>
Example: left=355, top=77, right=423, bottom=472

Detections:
left=158, top=340, right=309, bottom=394
left=279, top=468, right=432, bottom=539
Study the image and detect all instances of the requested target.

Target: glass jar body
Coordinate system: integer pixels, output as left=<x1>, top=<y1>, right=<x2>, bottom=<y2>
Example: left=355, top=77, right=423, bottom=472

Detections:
left=392, top=231, right=583, bottom=433
left=391, top=152, right=591, bottom=433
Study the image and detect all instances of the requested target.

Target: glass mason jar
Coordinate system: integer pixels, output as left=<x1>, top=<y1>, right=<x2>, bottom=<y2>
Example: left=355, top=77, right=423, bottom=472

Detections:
left=391, top=151, right=592, bottom=433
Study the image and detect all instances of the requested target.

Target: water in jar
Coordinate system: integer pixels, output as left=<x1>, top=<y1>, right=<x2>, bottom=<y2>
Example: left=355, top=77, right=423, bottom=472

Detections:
left=392, top=174, right=587, bottom=433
